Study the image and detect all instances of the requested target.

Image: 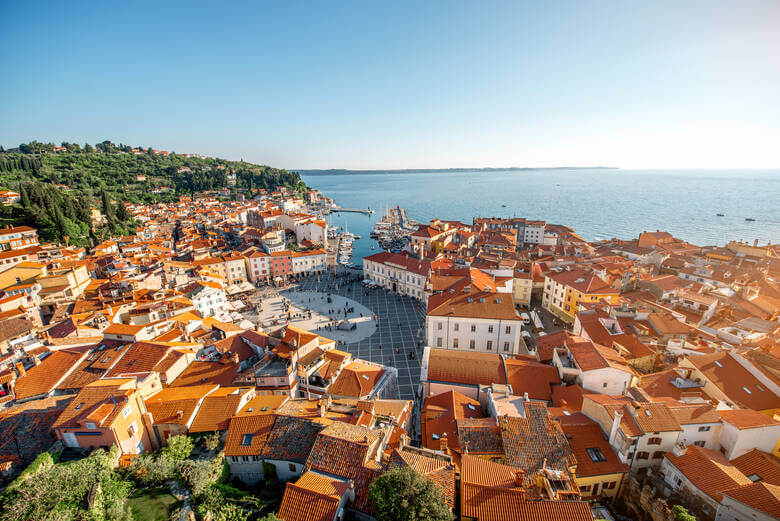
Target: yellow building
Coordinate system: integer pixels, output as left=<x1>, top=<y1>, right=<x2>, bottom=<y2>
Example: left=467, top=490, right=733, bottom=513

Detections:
left=542, top=269, right=620, bottom=324
left=0, top=261, right=47, bottom=291
left=562, top=421, right=629, bottom=500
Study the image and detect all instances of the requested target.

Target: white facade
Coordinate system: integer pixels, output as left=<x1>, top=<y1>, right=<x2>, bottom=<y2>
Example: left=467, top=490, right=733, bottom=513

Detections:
left=291, top=251, right=326, bottom=274
left=227, top=455, right=265, bottom=485
left=523, top=222, right=546, bottom=244
left=716, top=491, right=776, bottom=521
left=426, top=316, right=523, bottom=355
left=676, top=422, right=722, bottom=451
left=246, top=254, right=270, bottom=282
left=294, top=220, right=328, bottom=247
left=661, top=456, right=721, bottom=517
left=363, top=258, right=428, bottom=300
left=718, top=421, right=780, bottom=460
left=192, top=286, right=228, bottom=318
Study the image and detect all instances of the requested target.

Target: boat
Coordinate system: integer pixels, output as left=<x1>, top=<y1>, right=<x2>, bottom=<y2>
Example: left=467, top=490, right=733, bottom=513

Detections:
left=716, top=213, right=724, bottom=216
left=501, top=204, right=507, bottom=207
left=745, top=218, right=756, bottom=221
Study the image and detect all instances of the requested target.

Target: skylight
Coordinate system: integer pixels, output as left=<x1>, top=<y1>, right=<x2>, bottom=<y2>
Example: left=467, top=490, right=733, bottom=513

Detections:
left=743, top=386, right=752, bottom=395
left=586, top=447, right=607, bottom=463
left=467, top=403, right=477, bottom=411
left=432, top=433, right=441, bottom=440
left=714, top=360, right=723, bottom=368
left=241, top=434, right=254, bottom=446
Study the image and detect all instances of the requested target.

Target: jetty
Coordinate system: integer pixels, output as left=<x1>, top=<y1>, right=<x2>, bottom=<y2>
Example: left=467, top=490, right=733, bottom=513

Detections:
left=330, top=206, right=374, bottom=215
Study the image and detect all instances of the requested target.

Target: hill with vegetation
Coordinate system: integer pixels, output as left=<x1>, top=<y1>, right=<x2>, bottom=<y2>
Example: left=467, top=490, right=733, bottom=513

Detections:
left=0, top=140, right=305, bottom=247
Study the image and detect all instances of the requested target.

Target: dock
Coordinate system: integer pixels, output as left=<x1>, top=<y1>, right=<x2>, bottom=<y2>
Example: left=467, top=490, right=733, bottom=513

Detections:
left=331, top=206, right=374, bottom=215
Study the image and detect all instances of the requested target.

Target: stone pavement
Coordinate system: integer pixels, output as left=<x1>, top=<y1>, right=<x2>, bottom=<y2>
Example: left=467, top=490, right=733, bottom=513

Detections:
left=285, top=273, right=426, bottom=401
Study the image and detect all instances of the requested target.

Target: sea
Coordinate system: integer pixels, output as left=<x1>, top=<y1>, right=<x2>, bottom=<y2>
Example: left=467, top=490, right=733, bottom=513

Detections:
left=299, top=169, right=780, bottom=264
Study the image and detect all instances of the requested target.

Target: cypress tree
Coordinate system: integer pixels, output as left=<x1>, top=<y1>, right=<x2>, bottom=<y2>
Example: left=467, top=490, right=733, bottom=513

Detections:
left=20, top=183, right=31, bottom=208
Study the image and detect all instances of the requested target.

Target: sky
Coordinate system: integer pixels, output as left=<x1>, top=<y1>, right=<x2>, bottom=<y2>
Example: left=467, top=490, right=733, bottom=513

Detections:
left=1, top=1, right=779, bottom=170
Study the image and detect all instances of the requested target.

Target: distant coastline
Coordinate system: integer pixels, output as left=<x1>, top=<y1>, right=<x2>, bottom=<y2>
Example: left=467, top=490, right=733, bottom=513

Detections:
left=297, top=166, right=619, bottom=175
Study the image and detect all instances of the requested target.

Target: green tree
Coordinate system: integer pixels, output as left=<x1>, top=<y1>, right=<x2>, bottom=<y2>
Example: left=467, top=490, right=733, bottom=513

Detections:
left=368, top=467, right=453, bottom=521
left=161, top=434, right=194, bottom=461
left=20, top=183, right=30, bottom=208
left=672, top=505, right=697, bottom=521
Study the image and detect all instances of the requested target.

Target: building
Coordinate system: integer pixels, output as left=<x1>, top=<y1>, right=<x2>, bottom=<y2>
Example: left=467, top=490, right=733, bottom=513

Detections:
left=661, top=444, right=752, bottom=520
left=581, top=394, right=682, bottom=473
left=291, top=249, right=326, bottom=275
left=552, top=336, right=635, bottom=395
left=427, top=269, right=523, bottom=355
left=542, top=269, right=620, bottom=324
left=561, top=416, right=629, bottom=500
left=717, top=409, right=780, bottom=460
left=0, top=225, right=39, bottom=251
left=52, top=378, right=154, bottom=455
left=363, top=252, right=431, bottom=300
left=715, top=482, right=780, bottom=521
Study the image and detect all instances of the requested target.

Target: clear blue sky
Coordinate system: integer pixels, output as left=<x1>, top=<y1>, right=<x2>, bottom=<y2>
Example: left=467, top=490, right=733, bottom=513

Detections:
left=1, top=1, right=778, bottom=169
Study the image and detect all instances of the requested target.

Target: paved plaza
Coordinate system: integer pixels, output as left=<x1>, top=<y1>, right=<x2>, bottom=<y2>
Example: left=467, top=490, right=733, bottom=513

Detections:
left=274, top=271, right=426, bottom=401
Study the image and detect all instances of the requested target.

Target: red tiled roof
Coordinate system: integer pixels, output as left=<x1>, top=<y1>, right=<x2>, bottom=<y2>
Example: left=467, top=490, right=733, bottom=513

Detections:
left=426, top=349, right=506, bottom=386
left=720, top=481, right=780, bottom=519
left=731, top=449, right=780, bottom=486
left=665, top=445, right=752, bottom=501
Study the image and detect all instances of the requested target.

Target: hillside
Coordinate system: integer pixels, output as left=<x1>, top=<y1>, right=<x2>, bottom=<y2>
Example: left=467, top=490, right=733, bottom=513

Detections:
left=0, top=140, right=305, bottom=247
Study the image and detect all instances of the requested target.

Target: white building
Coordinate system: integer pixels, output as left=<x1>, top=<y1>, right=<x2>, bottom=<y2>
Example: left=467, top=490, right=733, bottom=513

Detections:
left=363, top=252, right=431, bottom=300
left=245, top=250, right=270, bottom=282
left=523, top=220, right=546, bottom=245
left=581, top=395, right=682, bottom=473
left=291, top=249, right=326, bottom=275
left=426, top=269, right=523, bottom=355
left=187, top=281, right=228, bottom=318
left=715, top=482, right=780, bottom=521
left=717, top=409, right=780, bottom=460
left=552, top=337, right=635, bottom=395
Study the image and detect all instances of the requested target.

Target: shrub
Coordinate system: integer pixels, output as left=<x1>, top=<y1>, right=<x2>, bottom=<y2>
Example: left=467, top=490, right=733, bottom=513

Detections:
left=203, top=432, right=222, bottom=452
left=368, top=466, right=454, bottom=521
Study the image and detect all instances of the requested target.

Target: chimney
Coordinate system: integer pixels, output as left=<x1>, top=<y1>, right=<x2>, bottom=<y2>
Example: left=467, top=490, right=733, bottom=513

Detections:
left=319, top=399, right=327, bottom=417
left=753, top=238, right=759, bottom=247
left=523, top=392, right=529, bottom=401
left=514, top=470, right=526, bottom=487
left=609, top=410, right=623, bottom=446
left=33, top=356, right=41, bottom=366
left=439, top=434, right=449, bottom=454
left=347, top=480, right=355, bottom=504
left=15, top=362, right=26, bottom=377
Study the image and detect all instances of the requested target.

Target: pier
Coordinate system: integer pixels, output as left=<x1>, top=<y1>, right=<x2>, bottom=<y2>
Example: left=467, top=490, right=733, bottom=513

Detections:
left=330, top=206, right=374, bottom=215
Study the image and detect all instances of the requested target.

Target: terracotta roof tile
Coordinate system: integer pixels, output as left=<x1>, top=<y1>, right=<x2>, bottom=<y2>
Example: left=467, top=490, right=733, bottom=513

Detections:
left=666, top=445, right=752, bottom=501
left=731, top=449, right=780, bottom=486
left=14, top=347, right=90, bottom=400
left=720, top=481, right=780, bottom=518
left=426, top=348, right=507, bottom=386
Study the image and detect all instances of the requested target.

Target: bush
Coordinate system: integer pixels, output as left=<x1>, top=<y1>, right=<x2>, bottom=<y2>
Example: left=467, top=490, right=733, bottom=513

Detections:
left=203, top=432, right=222, bottom=452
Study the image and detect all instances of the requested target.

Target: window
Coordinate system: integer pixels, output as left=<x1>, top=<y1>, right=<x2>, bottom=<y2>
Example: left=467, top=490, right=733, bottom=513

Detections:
left=242, top=456, right=249, bottom=462
left=602, top=382, right=608, bottom=388
left=747, top=473, right=761, bottom=482
left=503, top=342, right=510, bottom=352
left=242, top=434, right=254, bottom=446
left=698, top=426, right=711, bottom=432
left=586, top=447, right=606, bottom=462
left=652, top=451, right=664, bottom=459
left=505, top=326, right=511, bottom=334
left=75, top=402, right=84, bottom=410
left=606, top=481, right=617, bottom=490
left=647, top=437, right=662, bottom=445
left=453, top=323, right=459, bottom=331
left=288, top=463, right=296, bottom=472
left=693, top=441, right=706, bottom=447
left=488, top=326, right=494, bottom=333
left=453, top=339, right=459, bottom=348
left=436, top=337, right=442, bottom=347
left=579, top=484, right=590, bottom=492
left=437, top=322, right=442, bottom=330
left=637, top=452, right=649, bottom=460
left=486, top=341, right=493, bottom=351
left=86, top=422, right=96, bottom=430
left=122, top=405, right=132, bottom=418
left=127, top=422, right=137, bottom=437
left=469, top=340, right=475, bottom=350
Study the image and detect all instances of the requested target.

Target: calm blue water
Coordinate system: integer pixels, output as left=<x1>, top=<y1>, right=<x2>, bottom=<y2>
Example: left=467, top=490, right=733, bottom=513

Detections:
left=300, top=169, right=780, bottom=264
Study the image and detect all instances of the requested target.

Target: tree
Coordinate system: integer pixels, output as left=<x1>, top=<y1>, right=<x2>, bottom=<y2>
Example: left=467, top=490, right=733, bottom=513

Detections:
left=258, top=514, right=282, bottom=521
left=20, top=183, right=30, bottom=208
left=672, top=505, right=697, bottom=521
left=161, top=434, right=194, bottom=461
left=368, top=467, right=453, bottom=521
left=203, top=432, right=221, bottom=452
